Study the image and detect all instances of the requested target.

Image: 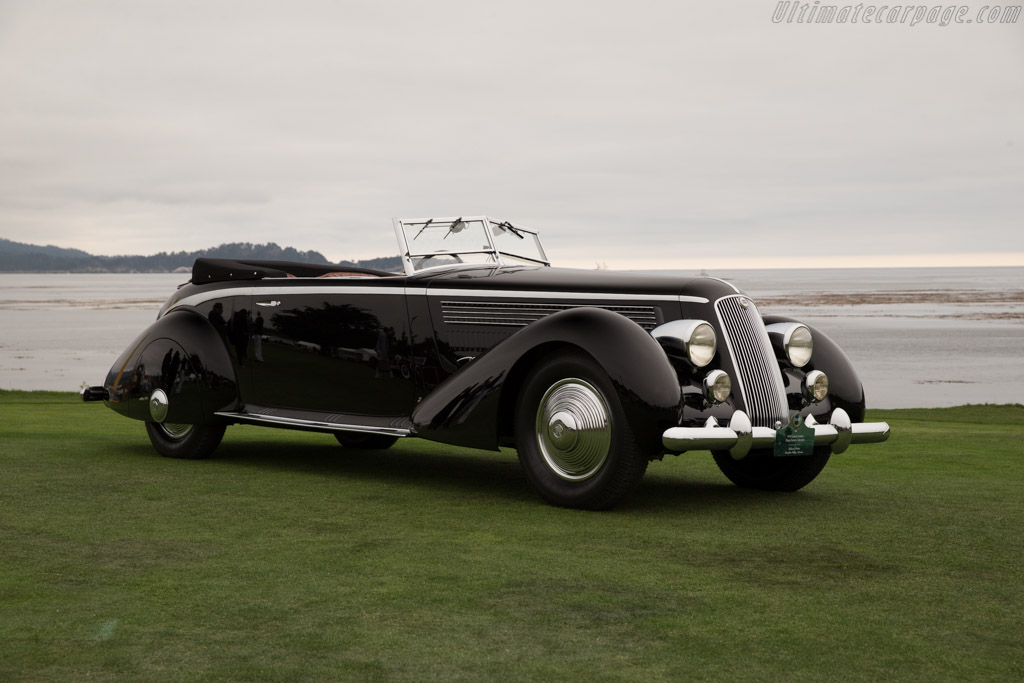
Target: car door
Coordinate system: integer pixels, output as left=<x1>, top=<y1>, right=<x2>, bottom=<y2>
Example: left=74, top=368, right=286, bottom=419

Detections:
left=240, top=277, right=417, bottom=417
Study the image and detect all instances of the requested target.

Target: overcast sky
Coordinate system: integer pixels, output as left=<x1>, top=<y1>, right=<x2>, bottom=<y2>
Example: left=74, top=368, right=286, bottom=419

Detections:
left=1, top=0, right=1021, bottom=269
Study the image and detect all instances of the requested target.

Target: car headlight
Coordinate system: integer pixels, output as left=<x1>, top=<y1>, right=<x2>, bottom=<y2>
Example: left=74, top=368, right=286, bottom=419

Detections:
left=686, top=323, right=717, bottom=367
left=652, top=320, right=717, bottom=368
left=765, top=322, right=813, bottom=368
left=803, top=370, right=828, bottom=403
left=704, top=370, right=732, bottom=403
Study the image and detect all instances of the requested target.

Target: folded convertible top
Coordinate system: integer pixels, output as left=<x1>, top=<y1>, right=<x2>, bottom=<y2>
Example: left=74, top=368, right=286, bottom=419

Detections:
left=191, top=258, right=393, bottom=283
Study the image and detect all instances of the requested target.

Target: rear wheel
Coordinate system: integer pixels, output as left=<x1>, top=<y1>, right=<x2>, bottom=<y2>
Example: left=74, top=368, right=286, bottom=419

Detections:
left=334, top=432, right=398, bottom=450
left=713, top=446, right=831, bottom=491
left=145, top=422, right=226, bottom=460
left=515, top=351, right=650, bottom=510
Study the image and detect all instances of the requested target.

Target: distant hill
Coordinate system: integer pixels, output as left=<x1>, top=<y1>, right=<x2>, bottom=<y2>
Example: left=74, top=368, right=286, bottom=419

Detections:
left=0, top=238, right=92, bottom=260
left=0, top=238, right=402, bottom=273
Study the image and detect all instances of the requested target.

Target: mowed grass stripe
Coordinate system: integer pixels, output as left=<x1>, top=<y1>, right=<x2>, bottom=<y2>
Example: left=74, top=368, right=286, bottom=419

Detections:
left=1, top=392, right=1022, bottom=681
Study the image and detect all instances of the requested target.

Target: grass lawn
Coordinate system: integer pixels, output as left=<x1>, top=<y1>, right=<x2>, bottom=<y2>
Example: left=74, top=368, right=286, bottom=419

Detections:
left=1, top=391, right=1022, bottom=681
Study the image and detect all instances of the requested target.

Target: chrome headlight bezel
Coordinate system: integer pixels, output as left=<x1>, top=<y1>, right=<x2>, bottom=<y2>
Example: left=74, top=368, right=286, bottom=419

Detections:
left=652, top=319, right=718, bottom=368
left=765, top=322, right=813, bottom=368
left=703, top=369, right=732, bottom=403
left=803, top=370, right=829, bottom=403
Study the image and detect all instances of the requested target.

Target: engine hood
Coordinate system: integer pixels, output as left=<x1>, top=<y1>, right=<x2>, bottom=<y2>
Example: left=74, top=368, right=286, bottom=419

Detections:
left=416, top=266, right=744, bottom=301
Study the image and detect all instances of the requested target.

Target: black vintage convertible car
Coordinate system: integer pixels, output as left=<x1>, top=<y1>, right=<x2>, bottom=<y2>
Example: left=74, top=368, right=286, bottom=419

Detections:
left=84, top=216, right=889, bottom=509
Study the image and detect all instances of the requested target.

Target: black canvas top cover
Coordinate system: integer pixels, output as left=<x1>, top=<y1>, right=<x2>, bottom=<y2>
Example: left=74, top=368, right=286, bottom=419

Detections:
left=191, top=259, right=394, bottom=283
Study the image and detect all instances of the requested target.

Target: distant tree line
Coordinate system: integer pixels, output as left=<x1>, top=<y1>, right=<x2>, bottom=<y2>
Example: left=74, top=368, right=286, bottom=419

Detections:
left=0, top=238, right=402, bottom=273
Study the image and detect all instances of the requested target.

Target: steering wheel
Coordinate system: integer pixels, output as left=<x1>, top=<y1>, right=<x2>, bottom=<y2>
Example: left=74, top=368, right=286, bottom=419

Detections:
left=417, top=251, right=464, bottom=268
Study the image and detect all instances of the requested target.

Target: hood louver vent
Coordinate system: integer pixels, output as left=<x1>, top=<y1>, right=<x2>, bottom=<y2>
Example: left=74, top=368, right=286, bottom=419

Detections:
left=441, top=301, right=659, bottom=330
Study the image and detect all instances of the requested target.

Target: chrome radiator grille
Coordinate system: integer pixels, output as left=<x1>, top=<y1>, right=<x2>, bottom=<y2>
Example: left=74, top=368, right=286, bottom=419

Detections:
left=715, top=296, right=789, bottom=428
left=441, top=301, right=659, bottom=330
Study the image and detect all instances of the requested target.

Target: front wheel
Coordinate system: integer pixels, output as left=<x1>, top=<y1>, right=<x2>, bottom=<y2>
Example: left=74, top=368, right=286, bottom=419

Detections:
left=515, top=351, right=650, bottom=510
left=145, top=422, right=226, bottom=460
left=713, top=446, right=831, bottom=492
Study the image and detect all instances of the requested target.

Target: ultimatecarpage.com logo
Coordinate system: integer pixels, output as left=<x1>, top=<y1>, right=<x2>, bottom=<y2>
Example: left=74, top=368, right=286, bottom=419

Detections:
left=772, top=2, right=1021, bottom=25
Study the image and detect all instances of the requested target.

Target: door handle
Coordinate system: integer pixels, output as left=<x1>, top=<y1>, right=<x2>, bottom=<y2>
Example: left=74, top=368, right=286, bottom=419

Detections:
left=256, top=300, right=282, bottom=307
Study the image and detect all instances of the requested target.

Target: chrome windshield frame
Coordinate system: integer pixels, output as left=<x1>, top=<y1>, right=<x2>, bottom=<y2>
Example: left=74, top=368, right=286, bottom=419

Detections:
left=393, top=215, right=550, bottom=276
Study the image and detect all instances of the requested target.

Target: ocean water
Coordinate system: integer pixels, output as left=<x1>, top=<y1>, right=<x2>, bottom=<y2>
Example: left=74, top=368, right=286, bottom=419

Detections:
left=0, top=273, right=187, bottom=393
left=1, top=268, right=1022, bottom=408
left=689, top=267, right=1024, bottom=409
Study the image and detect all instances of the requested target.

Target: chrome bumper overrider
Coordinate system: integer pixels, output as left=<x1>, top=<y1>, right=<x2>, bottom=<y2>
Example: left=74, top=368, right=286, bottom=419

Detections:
left=662, top=408, right=890, bottom=459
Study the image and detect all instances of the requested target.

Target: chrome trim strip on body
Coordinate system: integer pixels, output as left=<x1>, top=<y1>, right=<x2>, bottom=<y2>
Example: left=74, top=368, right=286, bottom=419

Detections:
left=166, top=287, right=255, bottom=312
left=214, top=411, right=412, bottom=436
left=414, top=287, right=702, bottom=302
left=233, top=285, right=406, bottom=297
left=166, top=284, right=709, bottom=313
left=166, top=285, right=407, bottom=313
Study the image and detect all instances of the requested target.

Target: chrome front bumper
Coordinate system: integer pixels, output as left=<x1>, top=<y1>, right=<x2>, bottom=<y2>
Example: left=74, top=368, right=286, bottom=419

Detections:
left=662, top=408, right=890, bottom=459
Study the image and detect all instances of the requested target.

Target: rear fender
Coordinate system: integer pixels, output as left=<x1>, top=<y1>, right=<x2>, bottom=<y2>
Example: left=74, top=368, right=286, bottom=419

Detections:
left=103, top=310, right=239, bottom=424
left=412, top=307, right=681, bottom=452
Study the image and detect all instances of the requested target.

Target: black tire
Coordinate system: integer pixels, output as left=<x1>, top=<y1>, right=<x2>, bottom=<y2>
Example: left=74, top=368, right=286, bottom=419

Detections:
left=334, top=432, right=399, bottom=450
left=145, top=422, right=226, bottom=460
left=515, top=351, right=650, bottom=510
left=713, top=446, right=831, bottom=492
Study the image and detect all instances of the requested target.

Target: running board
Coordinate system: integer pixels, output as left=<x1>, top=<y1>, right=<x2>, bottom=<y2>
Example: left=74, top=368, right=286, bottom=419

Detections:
left=214, top=409, right=412, bottom=437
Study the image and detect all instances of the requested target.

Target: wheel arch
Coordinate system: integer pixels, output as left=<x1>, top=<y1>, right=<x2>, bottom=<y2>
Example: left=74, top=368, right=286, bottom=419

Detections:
left=103, top=309, right=240, bottom=425
left=411, top=307, right=682, bottom=452
left=496, top=340, right=585, bottom=445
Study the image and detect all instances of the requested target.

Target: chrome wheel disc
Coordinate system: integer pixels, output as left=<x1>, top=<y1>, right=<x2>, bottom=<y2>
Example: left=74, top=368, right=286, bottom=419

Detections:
left=534, top=378, right=611, bottom=481
left=158, top=423, right=193, bottom=441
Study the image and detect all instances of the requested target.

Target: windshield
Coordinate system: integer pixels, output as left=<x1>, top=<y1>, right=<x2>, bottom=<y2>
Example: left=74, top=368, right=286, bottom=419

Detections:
left=490, top=221, right=547, bottom=265
left=395, top=216, right=549, bottom=274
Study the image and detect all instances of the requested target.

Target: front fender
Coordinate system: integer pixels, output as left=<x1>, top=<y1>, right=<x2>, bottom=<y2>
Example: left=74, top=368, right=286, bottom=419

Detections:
left=412, top=307, right=681, bottom=451
left=103, top=309, right=239, bottom=424
left=762, top=315, right=866, bottom=422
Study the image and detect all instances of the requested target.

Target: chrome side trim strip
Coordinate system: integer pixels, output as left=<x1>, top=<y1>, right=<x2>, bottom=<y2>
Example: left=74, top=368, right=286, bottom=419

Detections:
left=166, top=285, right=407, bottom=313
left=166, top=287, right=256, bottom=313
left=417, top=288, right=685, bottom=302
left=235, top=285, right=406, bottom=297
left=168, top=285, right=709, bottom=312
left=214, top=411, right=412, bottom=436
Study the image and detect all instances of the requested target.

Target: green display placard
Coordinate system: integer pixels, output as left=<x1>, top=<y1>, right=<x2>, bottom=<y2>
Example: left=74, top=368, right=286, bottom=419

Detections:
left=774, top=413, right=815, bottom=457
